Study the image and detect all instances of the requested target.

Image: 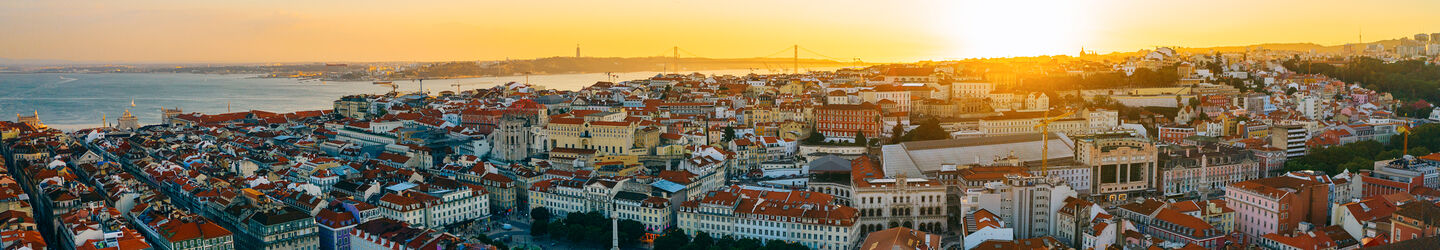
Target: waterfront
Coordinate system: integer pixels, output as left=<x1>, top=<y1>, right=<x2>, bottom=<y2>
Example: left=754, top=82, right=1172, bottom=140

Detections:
left=0, top=69, right=782, bottom=130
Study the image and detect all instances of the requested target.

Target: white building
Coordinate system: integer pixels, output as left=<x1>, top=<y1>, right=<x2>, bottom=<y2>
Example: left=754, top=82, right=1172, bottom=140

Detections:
left=375, top=183, right=490, bottom=229
left=677, top=185, right=860, bottom=250
left=962, top=175, right=1078, bottom=239
left=951, top=82, right=995, bottom=99
left=963, top=208, right=1013, bottom=250
left=850, top=157, right=948, bottom=235
left=612, top=191, right=674, bottom=242
left=859, top=86, right=912, bottom=112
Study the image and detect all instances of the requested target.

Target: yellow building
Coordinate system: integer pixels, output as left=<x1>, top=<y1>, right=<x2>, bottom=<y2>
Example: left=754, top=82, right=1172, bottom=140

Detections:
left=978, top=111, right=1088, bottom=136
left=546, top=117, right=658, bottom=156
left=741, top=107, right=777, bottom=125
left=778, top=81, right=815, bottom=95
left=593, top=155, right=643, bottom=176
left=777, top=121, right=810, bottom=141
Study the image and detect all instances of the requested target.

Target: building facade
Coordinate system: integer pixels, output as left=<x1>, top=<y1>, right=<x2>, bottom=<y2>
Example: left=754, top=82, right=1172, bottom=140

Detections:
left=677, top=186, right=859, bottom=250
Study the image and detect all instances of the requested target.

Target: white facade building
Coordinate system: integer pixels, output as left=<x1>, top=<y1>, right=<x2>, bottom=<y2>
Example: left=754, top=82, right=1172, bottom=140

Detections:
left=677, top=186, right=860, bottom=250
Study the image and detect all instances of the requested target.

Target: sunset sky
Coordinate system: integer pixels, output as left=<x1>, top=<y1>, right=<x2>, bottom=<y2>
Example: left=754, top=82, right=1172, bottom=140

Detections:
left=2, top=0, right=1438, bottom=63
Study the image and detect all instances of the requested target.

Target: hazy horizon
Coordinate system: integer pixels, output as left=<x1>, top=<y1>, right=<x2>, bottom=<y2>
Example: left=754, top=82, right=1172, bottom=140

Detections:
left=0, top=40, right=1411, bottom=66
left=4, top=0, right=1439, bottom=63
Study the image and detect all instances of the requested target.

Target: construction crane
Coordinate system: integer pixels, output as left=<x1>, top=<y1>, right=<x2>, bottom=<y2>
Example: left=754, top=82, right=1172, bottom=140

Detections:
left=1399, top=125, right=1413, bottom=155
left=1033, top=109, right=1076, bottom=177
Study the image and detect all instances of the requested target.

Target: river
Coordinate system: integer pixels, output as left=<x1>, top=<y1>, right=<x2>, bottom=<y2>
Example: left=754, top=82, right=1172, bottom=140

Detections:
left=0, top=68, right=822, bottom=130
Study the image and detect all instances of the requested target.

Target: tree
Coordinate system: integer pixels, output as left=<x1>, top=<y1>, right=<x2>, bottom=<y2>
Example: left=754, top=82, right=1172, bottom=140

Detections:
left=735, top=238, right=763, bottom=250
left=689, top=232, right=715, bottom=249
left=1206, top=61, right=1224, bottom=75
left=889, top=123, right=907, bottom=144
left=530, top=207, right=551, bottom=222
left=653, top=229, right=691, bottom=250
left=723, top=126, right=737, bottom=142
left=617, top=219, right=645, bottom=246
left=541, top=211, right=647, bottom=248
left=1284, top=57, right=1440, bottom=104
left=548, top=221, right=569, bottom=240
left=803, top=127, right=826, bottom=145
left=713, top=236, right=738, bottom=250
left=530, top=220, right=548, bottom=236
left=584, top=226, right=605, bottom=246
left=1411, top=146, right=1432, bottom=156
left=901, top=118, right=950, bottom=142
left=761, top=239, right=809, bottom=250
left=1280, top=123, right=1440, bottom=174
left=854, top=131, right=868, bottom=146
left=566, top=224, right=588, bottom=242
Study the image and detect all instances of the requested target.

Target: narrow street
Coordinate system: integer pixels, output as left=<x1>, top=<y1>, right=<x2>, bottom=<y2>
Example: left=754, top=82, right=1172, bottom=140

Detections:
left=81, top=141, right=262, bottom=249
left=2, top=147, right=59, bottom=249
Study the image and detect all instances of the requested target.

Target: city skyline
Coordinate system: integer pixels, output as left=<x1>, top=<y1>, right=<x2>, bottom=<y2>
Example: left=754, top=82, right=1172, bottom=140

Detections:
left=6, top=2, right=1440, bottom=250
left=3, top=0, right=1439, bottom=63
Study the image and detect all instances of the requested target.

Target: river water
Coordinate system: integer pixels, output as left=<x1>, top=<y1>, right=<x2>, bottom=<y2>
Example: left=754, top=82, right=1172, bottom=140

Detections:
left=0, top=68, right=792, bottom=131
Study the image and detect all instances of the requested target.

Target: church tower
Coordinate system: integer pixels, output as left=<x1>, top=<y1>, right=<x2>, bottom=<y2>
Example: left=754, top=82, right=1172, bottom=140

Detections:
left=16, top=111, right=44, bottom=129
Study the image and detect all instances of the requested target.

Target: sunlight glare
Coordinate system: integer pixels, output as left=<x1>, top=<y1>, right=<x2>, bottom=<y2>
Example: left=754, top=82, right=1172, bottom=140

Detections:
left=947, top=0, right=1095, bottom=58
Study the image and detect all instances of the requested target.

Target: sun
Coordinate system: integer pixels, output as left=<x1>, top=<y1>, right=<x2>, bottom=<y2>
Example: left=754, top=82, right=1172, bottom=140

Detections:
left=940, top=0, right=1096, bottom=58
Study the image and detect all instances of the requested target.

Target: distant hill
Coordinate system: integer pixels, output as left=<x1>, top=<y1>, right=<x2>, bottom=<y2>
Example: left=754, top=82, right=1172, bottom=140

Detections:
left=1175, top=43, right=1332, bottom=53
left=0, top=57, right=88, bottom=66
left=386, top=57, right=858, bottom=80
left=1160, top=38, right=1416, bottom=55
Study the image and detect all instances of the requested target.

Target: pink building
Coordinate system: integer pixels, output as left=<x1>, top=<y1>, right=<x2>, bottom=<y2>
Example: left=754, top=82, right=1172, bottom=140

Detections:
left=1224, top=177, right=1330, bottom=243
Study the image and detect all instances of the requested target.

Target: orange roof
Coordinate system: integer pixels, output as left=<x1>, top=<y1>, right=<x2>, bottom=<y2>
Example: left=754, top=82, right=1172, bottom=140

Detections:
left=1152, top=207, right=1214, bottom=238
left=682, top=185, right=857, bottom=226
left=861, top=227, right=942, bottom=250
left=1228, top=177, right=1321, bottom=199
left=972, top=209, right=1003, bottom=229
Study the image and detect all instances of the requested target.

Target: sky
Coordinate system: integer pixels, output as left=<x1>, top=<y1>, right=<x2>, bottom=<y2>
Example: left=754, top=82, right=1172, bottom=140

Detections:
left=2, top=0, right=1438, bottom=63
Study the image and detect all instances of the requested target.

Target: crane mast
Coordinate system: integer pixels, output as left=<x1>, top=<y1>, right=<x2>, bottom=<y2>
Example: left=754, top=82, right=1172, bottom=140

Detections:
left=1033, top=109, right=1076, bottom=176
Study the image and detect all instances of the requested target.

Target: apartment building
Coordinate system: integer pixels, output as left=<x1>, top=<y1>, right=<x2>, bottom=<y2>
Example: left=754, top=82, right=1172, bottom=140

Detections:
left=1225, top=177, right=1329, bottom=243
left=677, top=186, right=859, bottom=250
left=962, top=175, right=1079, bottom=239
